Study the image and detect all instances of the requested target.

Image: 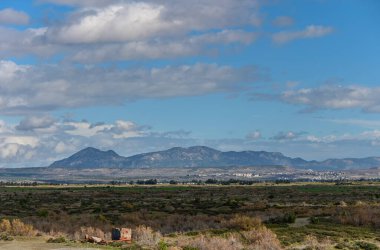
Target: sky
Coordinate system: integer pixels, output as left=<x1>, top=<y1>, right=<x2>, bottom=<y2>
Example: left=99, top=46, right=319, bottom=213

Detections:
left=0, top=0, right=379, bottom=167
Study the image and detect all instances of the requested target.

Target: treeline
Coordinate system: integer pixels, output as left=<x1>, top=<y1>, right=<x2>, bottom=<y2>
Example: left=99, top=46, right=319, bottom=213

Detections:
left=111, top=178, right=262, bottom=185
left=109, top=178, right=380, bottom=186
left=0, top=181, right=40, bottom=186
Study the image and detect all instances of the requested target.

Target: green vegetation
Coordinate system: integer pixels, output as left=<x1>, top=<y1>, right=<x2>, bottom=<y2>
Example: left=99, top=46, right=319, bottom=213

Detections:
left=0, top=183, right=379, bottom=249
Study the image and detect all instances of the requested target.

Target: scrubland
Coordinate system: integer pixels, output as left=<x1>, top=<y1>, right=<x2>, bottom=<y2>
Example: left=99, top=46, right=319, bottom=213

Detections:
left=0, top=183, right=380, bottom=249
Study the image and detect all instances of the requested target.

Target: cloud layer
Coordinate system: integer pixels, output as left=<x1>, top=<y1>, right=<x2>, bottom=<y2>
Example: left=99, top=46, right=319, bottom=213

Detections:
left=282, top=85, right=380, bottom=112
left=272, top=25, right=333, bottom=44
left=0, top=60, right=261, bottom=114
left=0, top=8, right=30, bottom=25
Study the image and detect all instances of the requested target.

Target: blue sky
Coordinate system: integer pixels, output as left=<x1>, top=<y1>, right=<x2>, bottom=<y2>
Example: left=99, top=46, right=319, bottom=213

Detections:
left=0, top=0, right=379, bottom=167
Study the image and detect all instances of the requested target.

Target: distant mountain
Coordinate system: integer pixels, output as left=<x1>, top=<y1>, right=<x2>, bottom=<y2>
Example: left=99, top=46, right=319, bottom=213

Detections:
left=317, top=157, right=380, bottom=170
left=49, top=146, right=380, bottom=170
left=50, top=147, right=127, bottom=168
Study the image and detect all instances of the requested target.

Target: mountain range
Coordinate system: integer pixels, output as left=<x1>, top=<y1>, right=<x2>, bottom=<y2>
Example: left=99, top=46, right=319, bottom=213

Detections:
left=49, top=146, right=380, bottom=170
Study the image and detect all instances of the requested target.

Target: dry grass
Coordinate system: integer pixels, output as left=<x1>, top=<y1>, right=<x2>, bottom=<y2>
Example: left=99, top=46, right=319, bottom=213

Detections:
left=177, top=220, right=282, bottom=250
left=223, top=215, right=262, bottom=231
left=132, top=225, right=162, bottom=247
left=0, top=219, right=36, bottom=236
left=241, top=226, right=282, bottom=250
left=73, top=226, right=111, bottom=241
left=303, top=235, right=332, bottom=250
left=182, top=234, right=243, bottom=250
left=333, top=205, right=380, bottom=228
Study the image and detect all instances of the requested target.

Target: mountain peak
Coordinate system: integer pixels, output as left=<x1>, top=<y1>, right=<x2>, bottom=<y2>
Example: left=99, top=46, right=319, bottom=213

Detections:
left=74, top=147, right=119, bottom=157
left=50, top=147, right=122, bottom=168
left=187, top=146, right=220, bottom=152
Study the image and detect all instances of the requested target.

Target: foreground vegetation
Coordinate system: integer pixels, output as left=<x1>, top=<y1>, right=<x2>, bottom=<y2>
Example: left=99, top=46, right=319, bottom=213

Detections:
left=0, top=182, right=380, bottom=249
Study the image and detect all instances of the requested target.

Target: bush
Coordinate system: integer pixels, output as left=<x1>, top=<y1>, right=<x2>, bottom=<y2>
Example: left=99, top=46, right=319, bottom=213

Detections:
left=224, top=215, right=262, bottom=231
left=310, top=217, right=320, bottom=224
left=241, top=226, right=282, bottom=250
left=283, top=213, right=296, bottom=223
left=47, top=236, right=66, bottom=243
left=183, top=247, right=199, bottom=250
left=158, top=240, right=169, bottom=250
left=0, top=219, right=11, bottom=234
left=184, top=234, right=243, bottom=250
left=303, top=235, right=331, bottom=250
left=133, top=225, right=161, bottom=247
left=0, top=233, right=14, bottom=241
left=269, top=212, right=296, bottom=224
left=0, top=219, right=36, bottom=236
left=11, top=219, right=36, bottom=236
left=37, top=209, right=49, bottom=218
left=355, top=241, right=379, bottom=250
left=333, top=205, right=380, bottom=227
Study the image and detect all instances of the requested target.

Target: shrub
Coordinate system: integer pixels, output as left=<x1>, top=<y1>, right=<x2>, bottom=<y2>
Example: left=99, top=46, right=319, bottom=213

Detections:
left=183, top=247, right=199, bottom=250
left=12, top=219, right=36, bottom=236
left=355, top=241, right=379, bottom=250
left=108, top=241, right=124, bottom=247
left=0, top=233, right=14, bottom=241
left=269, top=212, right=296, bottom=224
left=333, top=205, right=380, bottom=227
left=37, top=209, right=49, bottom=218
left=310, top=217, right=320, bottom=224
left=241, top=226, right=282, bottom=250
left=47, top=236, right=66, bottom=243
left=133, top=225, right=161, bottom=247
left=303, top=235, right=331, bottom=250
left=0, top=219, right=36, bottom=236
left=0, top=219, right=11, bottom=234
left=184, top=234, right=243, bottom=250
left=283, top=212, right=296, bottom=223
left=224, top=215, right=262, bottom=231
left=158, top=240, right=169, bottom=250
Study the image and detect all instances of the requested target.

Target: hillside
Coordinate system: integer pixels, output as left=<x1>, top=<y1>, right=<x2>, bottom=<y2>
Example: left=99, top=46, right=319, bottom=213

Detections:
left=49, top=146, right=380, bottom=170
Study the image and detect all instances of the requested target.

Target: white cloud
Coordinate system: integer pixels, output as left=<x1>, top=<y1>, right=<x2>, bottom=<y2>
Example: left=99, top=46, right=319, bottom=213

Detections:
left=0, top=135, right=39, bottom=161
left=38, top=0, right=120, bottom=7
left=16, top=115, right=56, bottom=131
left=54, top=141, right=75, bottom=154
left=0, top=0, right=259, bottom=62
left=0, top=60, right=261, bottom=114
left=272, top=25, right=333, bottom=44
left=0, top=60, right=29, bottom=80
left=0, top=8, right=29, bottom=25
left=42, top=0, right=261, bottom=45
left=0, top=27, right=58, bottom=58
left=71, top=29, right=257, bottom=62
left=281, top=85, right=380, bottom=112
left=64, top=121, right=113, bottom=137
left=246, top=130, right=261, bottom=140
left=1, top=136, right=39, bottom=147
left=47, top=3, right=182, bottom=44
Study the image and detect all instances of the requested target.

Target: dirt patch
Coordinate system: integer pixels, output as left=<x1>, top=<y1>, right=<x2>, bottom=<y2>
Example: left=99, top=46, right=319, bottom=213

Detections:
left=0, top=237, right=101, bottom=250
left=289, top=218, right=310, bottom=228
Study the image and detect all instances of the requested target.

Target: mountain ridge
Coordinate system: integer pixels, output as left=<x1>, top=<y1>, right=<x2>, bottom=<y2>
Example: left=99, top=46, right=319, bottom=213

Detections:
left=49, top=146, right=380, bottom=170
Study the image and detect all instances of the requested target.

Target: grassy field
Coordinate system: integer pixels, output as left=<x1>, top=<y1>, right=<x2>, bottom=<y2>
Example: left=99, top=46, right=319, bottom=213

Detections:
left=0, top=182, right=380, bottom=249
